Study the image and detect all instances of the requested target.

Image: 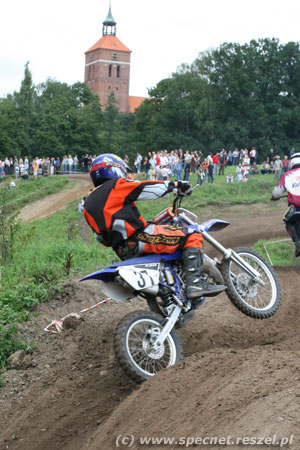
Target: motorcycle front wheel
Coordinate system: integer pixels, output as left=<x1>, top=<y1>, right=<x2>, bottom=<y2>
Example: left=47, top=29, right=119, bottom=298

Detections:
left=221, top=248, right=281, bottom=319
left=114, top=310, right=183, bottom=383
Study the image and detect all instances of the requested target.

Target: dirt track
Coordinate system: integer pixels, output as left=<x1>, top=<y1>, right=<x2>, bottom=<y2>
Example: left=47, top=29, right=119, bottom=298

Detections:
left=1, top=178, right=299, bottom=450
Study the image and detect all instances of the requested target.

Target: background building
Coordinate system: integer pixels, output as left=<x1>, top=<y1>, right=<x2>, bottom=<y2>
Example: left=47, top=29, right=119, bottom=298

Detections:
left=84, top=3, right=146, bottom=113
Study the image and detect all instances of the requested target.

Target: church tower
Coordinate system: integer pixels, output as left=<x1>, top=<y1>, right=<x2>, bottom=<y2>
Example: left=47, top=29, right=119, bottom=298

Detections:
left=84, top=2, right=131, bottom=113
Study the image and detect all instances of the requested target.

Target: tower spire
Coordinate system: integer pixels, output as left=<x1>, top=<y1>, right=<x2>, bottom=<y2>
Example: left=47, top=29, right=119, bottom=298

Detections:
left=103, top=1, right=116, bottom=36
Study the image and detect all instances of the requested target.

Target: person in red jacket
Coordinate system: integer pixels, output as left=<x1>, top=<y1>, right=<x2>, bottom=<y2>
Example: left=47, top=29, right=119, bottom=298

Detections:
left=83, top=154, right=225, bottom=303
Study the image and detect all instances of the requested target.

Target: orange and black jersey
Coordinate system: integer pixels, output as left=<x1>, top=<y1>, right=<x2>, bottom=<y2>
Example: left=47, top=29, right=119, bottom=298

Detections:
left=83, top=178, right=172, bottom=246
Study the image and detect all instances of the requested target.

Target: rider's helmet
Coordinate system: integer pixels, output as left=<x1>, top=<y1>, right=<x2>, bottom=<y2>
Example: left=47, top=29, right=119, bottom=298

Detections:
left=290, top=152, right=300, bottom=170
left=90, top=154, right=132, bottom=187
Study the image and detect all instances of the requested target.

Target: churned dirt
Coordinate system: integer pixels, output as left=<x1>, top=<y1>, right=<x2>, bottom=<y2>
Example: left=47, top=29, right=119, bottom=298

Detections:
left=1, top=178, right=299, bottom=450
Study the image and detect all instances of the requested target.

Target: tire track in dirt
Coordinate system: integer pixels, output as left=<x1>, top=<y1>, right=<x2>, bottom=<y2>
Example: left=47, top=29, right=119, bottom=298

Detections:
left=19, top=175, right=92, bottom=222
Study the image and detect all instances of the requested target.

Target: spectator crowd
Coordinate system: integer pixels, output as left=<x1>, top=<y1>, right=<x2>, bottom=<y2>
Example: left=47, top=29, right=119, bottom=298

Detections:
left=0, top=154, right=97, bottom=179
left=133, top=147, right=296, bottom=184
left=0, top=147, right=296, bottom=184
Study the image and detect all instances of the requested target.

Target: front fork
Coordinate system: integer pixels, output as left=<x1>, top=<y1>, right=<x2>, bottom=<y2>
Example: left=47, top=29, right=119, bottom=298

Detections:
left=200, top=229, right=264, bottom=286
left=150, top=304, right=182, bottom=350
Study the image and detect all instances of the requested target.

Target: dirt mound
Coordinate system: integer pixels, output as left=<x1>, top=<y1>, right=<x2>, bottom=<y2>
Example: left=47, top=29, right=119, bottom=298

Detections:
left=1, top=193, right=299, bottom=450
left=1, top=268, right=299, bottom=450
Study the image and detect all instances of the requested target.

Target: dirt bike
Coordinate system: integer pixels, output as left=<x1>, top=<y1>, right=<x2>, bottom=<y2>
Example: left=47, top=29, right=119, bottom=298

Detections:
left=80, top=191, right=281, bottom=383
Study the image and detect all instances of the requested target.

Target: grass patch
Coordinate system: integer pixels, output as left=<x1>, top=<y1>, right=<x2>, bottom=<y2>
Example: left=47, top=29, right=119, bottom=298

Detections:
left=1, top=176, right=72, bottom=215
left=137, top=169, right=278, bottom=221
left=253, top=237, right=300, bottom=266
left=0, top=200, right=116, bottom=369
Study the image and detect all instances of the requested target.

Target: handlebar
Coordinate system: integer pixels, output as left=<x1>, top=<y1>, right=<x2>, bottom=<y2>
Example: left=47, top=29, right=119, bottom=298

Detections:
left=171, top=183, right=199, bottom=214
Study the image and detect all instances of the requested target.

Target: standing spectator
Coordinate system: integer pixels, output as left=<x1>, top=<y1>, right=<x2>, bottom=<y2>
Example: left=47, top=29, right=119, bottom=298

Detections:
left=144, top=157, right=150, bottom=180
left=197, top=166, right=205, bottom=185
left=274, top=156, right=282, bottom=181
left=0, top=160, right=4, bottom=178
left=267, top=148, right=275, bottom=162
left=149, top=165, right=156, bottom=180
left=68, top=155, right=73, bottom=174
left=62, top=156, right=68, bottom=175
left=249, top=147, right=257, bottom=166
left=184, top=156, right=191, bottom=181
left=24, top=156, right=29, bottom=172
left=191, top=153, right=197, bottom=173
left=14, top=159, right=19, bottom=178
left=19, top=159, right=25, bottom=176
left=32, top=157, right=39, bottom=179
left=135, top=153, right=142, bottom=173
left=83, top=154, right=89, bottom=172
left=175, top=157, right=183, bottom=181
left=218, top=150, right=226, bottom=175
left=50, top=157, right=55, bottom=176
left=227, top=150, right=233, bottom=166
left=160, top=165, right=170, bottom=181
left=282, top=155, right=289, bottom=174
left=208, top=161, right=214, bottom=184
left=74, top=155, right=78, bottom=173
left=212, top=153, right=219, bottom=176
left=201, top=158, right=209, bottom=182
left=55, top=156, right=61, bottom=174
left=232, top=148, right=239, bottom=165
left=207, top=152, right=213, bottom=167
left=4, top=157, right=10, bottom=175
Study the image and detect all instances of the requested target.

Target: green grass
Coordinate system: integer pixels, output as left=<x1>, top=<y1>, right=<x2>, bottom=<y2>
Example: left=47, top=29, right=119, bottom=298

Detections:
left=253, top=237, right=300, bottom=267
left=0, top=176, right=72, bottom=215
left=137, top=169, right=278, bottom=221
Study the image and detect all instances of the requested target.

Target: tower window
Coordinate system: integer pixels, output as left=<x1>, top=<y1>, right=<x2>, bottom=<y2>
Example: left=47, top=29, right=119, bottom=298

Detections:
left=89, top=52, right=94, bottom=62
left=112, top=52, right=118, bottom=60
left=117, top=65, right=120, bottom=78
left=108, top=64, right=112, bottom=77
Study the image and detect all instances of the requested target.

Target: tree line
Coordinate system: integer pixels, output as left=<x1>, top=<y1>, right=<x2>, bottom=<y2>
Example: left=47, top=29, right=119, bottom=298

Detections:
left=1, top=38, right=300, bottom=164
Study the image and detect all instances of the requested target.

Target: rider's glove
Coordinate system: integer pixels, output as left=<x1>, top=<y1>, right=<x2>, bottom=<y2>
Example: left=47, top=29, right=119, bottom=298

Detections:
left=177, top=181, right=192, bottom=196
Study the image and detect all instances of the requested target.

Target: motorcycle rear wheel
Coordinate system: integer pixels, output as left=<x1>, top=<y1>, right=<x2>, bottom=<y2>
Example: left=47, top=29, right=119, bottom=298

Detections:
left=114, top=310, right=183, bottom=383
left=221, top=248, right=281, bottom=319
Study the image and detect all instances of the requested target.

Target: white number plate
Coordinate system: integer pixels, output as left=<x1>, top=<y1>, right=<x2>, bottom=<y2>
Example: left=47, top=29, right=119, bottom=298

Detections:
left=118, top=264, right=160, bottom=290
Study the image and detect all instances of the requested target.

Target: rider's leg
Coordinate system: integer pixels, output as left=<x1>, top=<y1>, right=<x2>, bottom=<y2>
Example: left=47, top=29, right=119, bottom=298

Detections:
left=182, top=234, right=226, bottom=300
left=136, top=225, right=226, bottom=302
left=285, top=222, right=300, bottom=257
left=284, top=205, right=300, bottom=257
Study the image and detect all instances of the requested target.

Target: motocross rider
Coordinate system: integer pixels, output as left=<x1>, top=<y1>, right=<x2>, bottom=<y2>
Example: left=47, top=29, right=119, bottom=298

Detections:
left=271, top=152, right=300, bottom=257
left=83, top=154, right=226, bottom=304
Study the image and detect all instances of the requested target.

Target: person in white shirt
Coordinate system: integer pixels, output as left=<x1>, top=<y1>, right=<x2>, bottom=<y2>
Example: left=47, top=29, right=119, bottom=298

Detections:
left=271, top=152, right=300, bottom=256
left=68, top=155, right=74, bottom=174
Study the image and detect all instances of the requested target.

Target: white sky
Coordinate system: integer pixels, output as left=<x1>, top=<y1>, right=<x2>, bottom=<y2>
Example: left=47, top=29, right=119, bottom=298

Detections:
left=1, top=0, right=300, bottom=98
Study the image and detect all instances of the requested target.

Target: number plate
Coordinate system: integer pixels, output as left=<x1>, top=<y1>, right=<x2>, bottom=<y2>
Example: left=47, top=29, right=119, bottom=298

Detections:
left=118, top=264, right=160, bottom=290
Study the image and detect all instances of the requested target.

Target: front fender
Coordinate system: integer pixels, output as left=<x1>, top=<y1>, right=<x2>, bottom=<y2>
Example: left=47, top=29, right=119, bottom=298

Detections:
left=200, top=219, right=230, bottom=232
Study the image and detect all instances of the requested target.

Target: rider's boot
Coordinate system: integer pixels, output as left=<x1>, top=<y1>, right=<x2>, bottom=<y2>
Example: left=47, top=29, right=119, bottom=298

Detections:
left=182, top=248, right=226, bottom=302
left=286, top=222, right=300, bottom=257
left=295, top=241, right=300, bottom=257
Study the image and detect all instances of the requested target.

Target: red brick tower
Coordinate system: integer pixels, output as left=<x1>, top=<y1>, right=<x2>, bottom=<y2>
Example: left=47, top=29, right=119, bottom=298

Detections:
left=84, top=3, right=131, bottom=113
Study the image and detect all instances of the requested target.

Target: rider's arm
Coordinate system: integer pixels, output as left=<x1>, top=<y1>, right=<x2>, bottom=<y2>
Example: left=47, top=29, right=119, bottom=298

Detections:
left=271, top=176, right=286, bottom=200
left=118, top=179, right=177, bottom=201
